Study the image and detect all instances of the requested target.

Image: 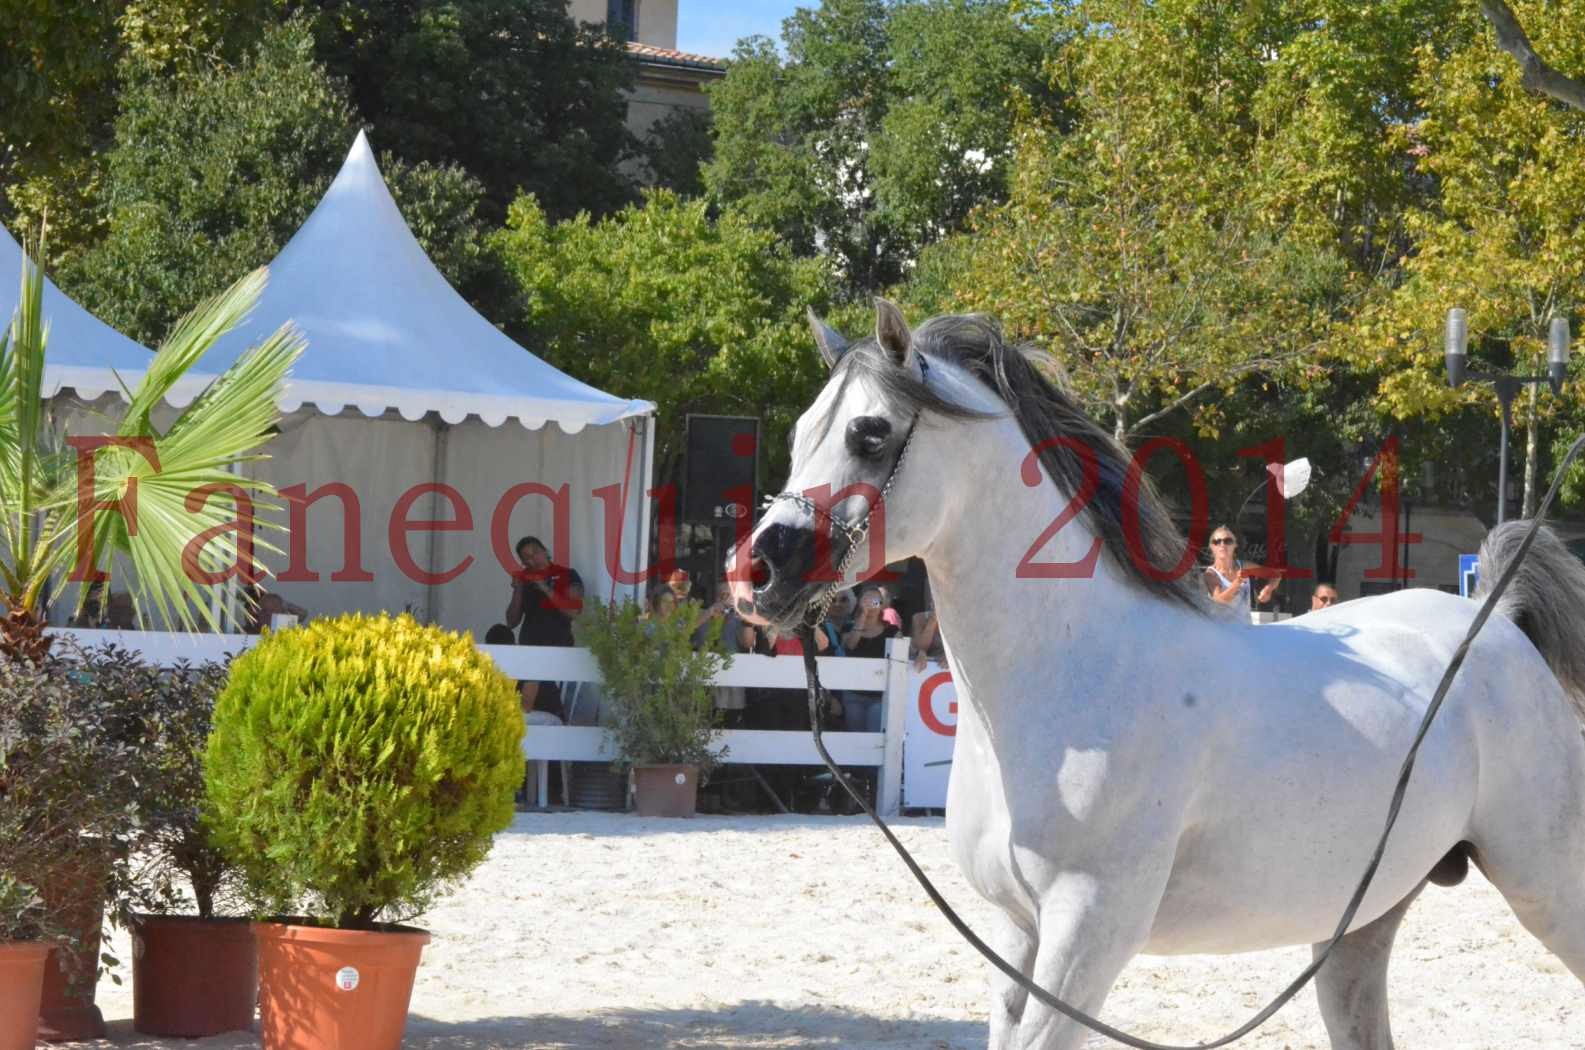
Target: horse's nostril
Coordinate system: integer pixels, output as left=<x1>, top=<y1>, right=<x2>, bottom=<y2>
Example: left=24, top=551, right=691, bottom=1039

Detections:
left=750, top=555, right=771, bottom=590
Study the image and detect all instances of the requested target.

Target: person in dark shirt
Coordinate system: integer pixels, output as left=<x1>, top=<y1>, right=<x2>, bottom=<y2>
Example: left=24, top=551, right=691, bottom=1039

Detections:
left=840, top=584, right=898, bottom=734
left=504, top=536, right=583, bottom=715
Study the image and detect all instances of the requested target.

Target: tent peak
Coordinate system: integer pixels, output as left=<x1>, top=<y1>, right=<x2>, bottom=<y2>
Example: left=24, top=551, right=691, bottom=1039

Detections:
left=190, top=130, right=652, bottom=431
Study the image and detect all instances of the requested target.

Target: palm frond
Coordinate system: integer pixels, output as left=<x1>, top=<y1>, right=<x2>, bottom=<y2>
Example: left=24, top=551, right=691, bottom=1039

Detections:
left=28, top=266, right=300, bottom=632
left=122, top=267, right=269, bottom=431
left=0, top=236, right=52, bottom=599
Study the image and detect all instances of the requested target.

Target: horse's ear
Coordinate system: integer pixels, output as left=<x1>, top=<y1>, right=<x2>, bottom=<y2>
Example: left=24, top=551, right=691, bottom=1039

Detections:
left=807, top=308, right=849, bottom=369
left=874, top=297, right=912, bottom=366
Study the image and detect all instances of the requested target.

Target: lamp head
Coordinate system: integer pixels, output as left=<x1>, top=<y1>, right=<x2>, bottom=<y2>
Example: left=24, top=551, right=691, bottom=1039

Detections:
left=1445, top=307, right=1468, bottom=388
left=1548, top=315, right=1570, bottom=395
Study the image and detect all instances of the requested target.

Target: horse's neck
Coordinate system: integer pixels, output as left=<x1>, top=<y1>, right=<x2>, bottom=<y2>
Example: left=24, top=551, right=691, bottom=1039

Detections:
left=920, top=419, right=1199, bottom=723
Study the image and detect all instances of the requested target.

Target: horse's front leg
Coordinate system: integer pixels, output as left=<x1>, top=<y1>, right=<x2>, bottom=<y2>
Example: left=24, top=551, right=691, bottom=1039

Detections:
left=1016, top=866, right=1169, bottom=1050
left=987, top=910, right=1037, bottom=1050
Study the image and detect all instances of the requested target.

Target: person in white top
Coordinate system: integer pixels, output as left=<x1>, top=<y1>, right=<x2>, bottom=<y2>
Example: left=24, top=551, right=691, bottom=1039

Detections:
left=1202, top=524, right=1278, bottom=609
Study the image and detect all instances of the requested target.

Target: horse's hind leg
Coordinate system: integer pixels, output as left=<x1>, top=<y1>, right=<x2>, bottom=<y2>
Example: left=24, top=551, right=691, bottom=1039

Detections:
left=1472, top=826, right=1585, bottom=983
left=1467, top=718, right=1585, bottom=985
left=1312, top=885, right=1422, bottom=1050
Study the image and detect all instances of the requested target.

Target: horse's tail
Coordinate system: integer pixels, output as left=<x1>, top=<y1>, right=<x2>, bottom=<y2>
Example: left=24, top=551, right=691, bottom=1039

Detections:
left=1476, top=520, right=1585, bottom=721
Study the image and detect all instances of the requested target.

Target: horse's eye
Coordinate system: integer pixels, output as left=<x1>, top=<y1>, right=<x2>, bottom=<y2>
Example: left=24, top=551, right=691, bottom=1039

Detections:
left=845, top=416, right=892, bottom=458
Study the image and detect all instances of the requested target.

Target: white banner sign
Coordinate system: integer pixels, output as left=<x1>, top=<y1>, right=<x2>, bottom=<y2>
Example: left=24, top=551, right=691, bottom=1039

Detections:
left=902, top=660, right=957, bottom=809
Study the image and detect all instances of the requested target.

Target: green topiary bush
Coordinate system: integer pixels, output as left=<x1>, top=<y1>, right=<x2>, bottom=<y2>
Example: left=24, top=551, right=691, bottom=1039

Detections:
left=203, top=614, right=523, bottom=929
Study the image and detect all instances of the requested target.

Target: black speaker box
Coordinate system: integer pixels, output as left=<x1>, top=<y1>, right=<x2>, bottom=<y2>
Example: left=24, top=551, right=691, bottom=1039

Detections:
left=684, top=415, right=759, bottom=525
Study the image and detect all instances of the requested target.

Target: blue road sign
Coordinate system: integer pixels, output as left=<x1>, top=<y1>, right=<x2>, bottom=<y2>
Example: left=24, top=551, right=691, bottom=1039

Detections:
left=1459, top=554, right=1479, bottom=597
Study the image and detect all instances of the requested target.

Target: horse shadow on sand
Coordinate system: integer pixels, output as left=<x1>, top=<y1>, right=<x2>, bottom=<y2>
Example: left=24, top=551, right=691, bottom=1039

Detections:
left=99, top=1003, right=989, bottom=1049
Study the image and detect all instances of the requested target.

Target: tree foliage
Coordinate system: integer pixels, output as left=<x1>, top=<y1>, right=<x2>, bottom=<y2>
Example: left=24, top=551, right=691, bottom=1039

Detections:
left=934, top=2, right=1355, bottom=441
left=295, top=0, right=637, bottom=221
left=493, top=190, right=836, bottom=483
left=61, top=19, right=496, bottom=345
left=641, top=107, right=714, bottom=198
left=704, top=0, right=1060, bottom=295
left=1342, top=0, right=1585, bottom=511
left=0, top=0, right=277, bottom=250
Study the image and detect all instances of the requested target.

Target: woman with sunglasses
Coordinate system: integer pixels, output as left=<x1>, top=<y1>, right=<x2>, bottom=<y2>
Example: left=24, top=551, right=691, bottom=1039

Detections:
left=1203, top=524, right=1279, bottom=609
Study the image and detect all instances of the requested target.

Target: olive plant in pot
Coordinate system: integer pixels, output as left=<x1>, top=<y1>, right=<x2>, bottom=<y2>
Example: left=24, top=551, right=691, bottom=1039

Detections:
left=106, top=655, right=257, bottom=1038
left=575, top=599, right=730, bottom=817
left=204, top=614, right=524, bottom=1050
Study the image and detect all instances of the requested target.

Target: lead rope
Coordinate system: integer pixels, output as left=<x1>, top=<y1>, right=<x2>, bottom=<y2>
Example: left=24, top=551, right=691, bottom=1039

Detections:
left=797, top=432, right=1585, bottom=1050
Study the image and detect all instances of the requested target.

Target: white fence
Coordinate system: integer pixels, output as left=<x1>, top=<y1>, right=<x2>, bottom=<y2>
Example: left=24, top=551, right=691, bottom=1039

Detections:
left=49, top=629, right=911, bottom=816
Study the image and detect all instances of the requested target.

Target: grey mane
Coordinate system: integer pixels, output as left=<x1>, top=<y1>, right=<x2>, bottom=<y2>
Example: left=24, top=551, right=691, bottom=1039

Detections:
left=828, top=313, right=1205, bottom=614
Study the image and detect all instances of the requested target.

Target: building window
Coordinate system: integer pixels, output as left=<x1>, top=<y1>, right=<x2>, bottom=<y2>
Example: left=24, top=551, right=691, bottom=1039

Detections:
left=607, top=0, right=637, bottom=41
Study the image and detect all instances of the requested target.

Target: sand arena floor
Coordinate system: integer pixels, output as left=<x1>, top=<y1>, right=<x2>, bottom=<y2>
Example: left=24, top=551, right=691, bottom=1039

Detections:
left=74, top=810, right=1584, bottom=1049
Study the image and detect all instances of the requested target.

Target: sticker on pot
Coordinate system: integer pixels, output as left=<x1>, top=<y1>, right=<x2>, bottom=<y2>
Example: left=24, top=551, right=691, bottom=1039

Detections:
left=674, top=771, right=688, bottom=785
left=335, top=966, right=360, bottom=992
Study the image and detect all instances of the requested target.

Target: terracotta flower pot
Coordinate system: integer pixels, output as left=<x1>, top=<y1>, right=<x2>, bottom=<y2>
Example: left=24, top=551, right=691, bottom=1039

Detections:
left=0, top=942, right=51, bottom=1050
left=37, top=852, right=108, bottom=1042
left=132, top=915, right=258, bottom=1037
left=255, top=922, right=430, bottom=1050
left=633, top=763, right=700, bottom=818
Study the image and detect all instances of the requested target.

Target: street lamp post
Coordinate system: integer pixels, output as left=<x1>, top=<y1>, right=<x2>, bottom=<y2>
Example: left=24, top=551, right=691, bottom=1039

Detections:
left=1445, top=308, right=1571, bottom=524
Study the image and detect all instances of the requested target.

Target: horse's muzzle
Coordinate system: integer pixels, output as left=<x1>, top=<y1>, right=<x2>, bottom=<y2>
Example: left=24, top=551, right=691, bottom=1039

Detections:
left=727, top=521, right=827, bottom=629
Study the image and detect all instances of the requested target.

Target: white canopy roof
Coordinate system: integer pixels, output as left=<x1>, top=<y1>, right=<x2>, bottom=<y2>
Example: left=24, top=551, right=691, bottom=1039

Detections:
left=0, top=223, right=192, bottom=397
left=192, top=131, right=652, bottom=432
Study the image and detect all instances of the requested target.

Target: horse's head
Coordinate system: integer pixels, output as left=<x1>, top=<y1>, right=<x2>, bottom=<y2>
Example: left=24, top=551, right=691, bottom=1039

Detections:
left=729, top=300, right=978, bottom=629
left=728, top=301, right=1204, bottom=629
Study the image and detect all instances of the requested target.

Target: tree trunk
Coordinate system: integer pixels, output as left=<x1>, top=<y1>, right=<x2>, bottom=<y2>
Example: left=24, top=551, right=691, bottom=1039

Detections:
left=1, top=605, right=52, bottom=664
left=1522, top=382, right=1539, bottom=518
left=1480, top=0, right=1585, bottom=113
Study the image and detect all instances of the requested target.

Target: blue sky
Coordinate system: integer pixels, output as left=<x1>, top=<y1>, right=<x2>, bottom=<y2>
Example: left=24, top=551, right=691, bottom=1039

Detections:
left=676, top=2, right=805, bottom=59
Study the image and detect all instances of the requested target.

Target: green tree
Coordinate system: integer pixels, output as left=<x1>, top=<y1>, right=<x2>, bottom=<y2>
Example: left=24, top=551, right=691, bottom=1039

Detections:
left=1344, top=0, right=1585, bottom=516
left=940, top=4, right=1343, bottom=442
left=492, top=191, right=835, bottom=483
left=63, top=20, right=357, bottom=344
left=0, top=0, right=277, bottom=252
left=295, top=0, right=637, bottom=221
left=641, top=108, right=714, bottom=197
left=704, top=0, right=1059, bottom=296
left=62, top=19, right=496, bottom=346
left=1241, top=0, right=1467, bottom=277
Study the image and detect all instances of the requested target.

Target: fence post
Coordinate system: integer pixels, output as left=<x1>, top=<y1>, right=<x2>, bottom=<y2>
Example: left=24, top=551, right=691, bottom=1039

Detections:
left=878, top=637, right=909, bottom=816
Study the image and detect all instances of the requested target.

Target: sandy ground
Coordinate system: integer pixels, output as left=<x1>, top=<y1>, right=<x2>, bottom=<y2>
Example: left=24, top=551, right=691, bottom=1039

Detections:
left=76, top=810, right=1582, bottom=1049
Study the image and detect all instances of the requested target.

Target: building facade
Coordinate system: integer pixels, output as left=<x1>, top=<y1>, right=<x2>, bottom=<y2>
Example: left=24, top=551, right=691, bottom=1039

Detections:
left=568, top=0, right=726, bottom=149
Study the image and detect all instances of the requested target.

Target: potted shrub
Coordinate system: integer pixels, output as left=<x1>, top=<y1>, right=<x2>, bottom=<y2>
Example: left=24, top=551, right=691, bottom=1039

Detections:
left=0, top=652, right=145, bottom=1043
left=105, top=655, right=257, bottom=1038
left=0, top=876, right=55, bottom=1050
left=576, top=599, right=729, bottom=817
left=0, top=748, right=63, bottom=1050
left=204, top=614, right=523, bottom=1050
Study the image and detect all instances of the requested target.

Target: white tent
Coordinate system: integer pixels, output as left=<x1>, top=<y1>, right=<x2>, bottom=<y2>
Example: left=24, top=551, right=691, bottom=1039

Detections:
left=7, top=132, right=656, bottom=635
left=0, top=223, right=208, bottom=395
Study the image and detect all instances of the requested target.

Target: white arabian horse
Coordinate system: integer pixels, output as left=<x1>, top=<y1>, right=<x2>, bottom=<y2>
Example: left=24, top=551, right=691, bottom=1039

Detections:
left=729, top=301, right=1585, bottom=1050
